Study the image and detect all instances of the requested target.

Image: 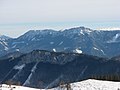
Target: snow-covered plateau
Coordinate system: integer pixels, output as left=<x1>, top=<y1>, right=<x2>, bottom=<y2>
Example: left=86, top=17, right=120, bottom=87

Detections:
left=1, top=79, right=120, bottom=90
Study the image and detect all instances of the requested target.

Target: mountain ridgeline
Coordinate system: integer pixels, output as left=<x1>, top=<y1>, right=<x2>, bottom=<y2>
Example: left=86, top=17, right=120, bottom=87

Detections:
left=0, top=50, right=120, bottom=88
left=0, top=27, right=120, bottom=58
left=0, top=27, right=120, bottom=89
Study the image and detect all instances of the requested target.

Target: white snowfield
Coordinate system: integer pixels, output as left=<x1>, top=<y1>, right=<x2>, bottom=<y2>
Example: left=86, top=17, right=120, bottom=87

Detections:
left=0, top=84, right=40, bottom=90
left=1, top=79, right=120, bottom=90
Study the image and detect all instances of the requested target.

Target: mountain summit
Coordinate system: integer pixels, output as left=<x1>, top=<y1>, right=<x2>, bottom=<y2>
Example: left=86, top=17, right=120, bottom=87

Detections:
left=0, top=26, right=120, bottom=57
left=0, top=35, right=11, bottom=40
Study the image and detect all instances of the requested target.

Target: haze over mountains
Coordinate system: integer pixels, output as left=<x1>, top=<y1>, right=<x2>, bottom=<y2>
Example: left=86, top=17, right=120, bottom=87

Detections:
left=0, top=26, right=120, bottom=58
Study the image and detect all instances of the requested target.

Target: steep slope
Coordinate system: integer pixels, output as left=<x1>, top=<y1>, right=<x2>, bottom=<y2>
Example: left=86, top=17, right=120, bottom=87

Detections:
left=0, top=35, right=12, bottom=57
left=0, top=50, right=120, bottom=88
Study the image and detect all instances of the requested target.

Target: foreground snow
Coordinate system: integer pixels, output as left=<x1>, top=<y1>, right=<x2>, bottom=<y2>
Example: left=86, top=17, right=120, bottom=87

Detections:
left=0, top=84, right=39, bottom=90
left=1, top=79, right=120, bottom=90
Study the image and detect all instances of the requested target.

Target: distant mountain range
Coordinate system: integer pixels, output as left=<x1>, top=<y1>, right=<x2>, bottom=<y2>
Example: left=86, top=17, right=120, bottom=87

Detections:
left=0, top=50, right=120, bottom=88
left=0, top=26, right=120, bottom=58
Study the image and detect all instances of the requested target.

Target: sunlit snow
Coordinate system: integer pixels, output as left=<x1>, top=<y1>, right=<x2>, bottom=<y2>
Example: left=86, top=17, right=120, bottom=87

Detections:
left=1, top=79, right=120, bottom=90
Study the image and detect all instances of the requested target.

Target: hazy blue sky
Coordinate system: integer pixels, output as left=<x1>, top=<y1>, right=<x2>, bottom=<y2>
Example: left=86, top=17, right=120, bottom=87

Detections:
left=0, top=0, right=120, bottom=37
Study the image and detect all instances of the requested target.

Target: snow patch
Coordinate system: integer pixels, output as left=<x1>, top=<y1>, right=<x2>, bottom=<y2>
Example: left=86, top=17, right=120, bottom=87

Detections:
left=80, top=30, right=84, bottom=35
left=16, top=49, right=20, bottom=51
left=12, top=45, right=16, bottom=48
left=59, top=41, right=63, bottom=45
left=12, top=41, right=25, bottom=45
left=23, top=63, right=38, bottom=85
left=53, top=48, right=56, bottom=52
left=4, top=46, right=9, bottom=51
left=93, top=47, right=99, bottom=51
left=54, top=57, right=57, bottom=60
left=50, top=42, right=54, bottom=44
left=107, top=33, right=120, bottom=43
left=31, top=37, right=36, bottom=41
left=31, top=63, right=38, bottom=72
left=14, top=64, right=25, bottom=70
left=0, top=84, right=40, bottom=90
left=0, top=41, right=9, bottom=51
left=74, top=49, right=82, bottom=54
left=100, top=49, right=105, bottom=55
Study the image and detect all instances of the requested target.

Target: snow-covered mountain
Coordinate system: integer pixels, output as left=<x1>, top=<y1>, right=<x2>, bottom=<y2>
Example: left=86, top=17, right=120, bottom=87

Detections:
left=0, top=35, right=10, bottom=40
left=1, top=79, right=120, bottom=90
left=0, top=50, right=120, bottom=88
left=0, top=26, right=120, bottom=57
left=0, top=35, right=11, bottom=56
